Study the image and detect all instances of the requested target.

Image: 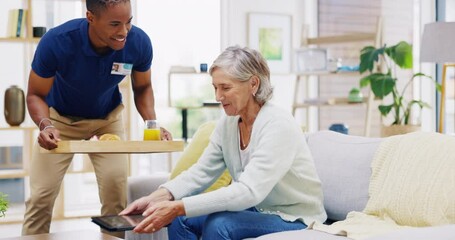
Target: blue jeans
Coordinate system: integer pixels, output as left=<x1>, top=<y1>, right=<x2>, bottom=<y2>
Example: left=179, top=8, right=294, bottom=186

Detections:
left=167, top=208, right=307, bottom=240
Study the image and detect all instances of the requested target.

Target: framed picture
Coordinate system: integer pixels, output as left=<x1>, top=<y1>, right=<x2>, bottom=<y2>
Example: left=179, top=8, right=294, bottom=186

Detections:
left=248, top=13, right=292, bottom=74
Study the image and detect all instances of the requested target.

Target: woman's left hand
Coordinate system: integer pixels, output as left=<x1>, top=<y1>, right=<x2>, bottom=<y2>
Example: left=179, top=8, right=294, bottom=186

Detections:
left=133, top=200, right=185, bottom=233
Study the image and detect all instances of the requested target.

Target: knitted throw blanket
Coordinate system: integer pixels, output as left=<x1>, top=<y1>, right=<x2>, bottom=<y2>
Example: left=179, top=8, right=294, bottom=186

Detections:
left=309, top=131, right=455, bottom=239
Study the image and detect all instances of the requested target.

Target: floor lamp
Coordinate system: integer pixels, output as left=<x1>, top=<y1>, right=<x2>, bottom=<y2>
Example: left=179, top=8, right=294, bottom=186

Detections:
left=420, top=22, right=455, bottom=133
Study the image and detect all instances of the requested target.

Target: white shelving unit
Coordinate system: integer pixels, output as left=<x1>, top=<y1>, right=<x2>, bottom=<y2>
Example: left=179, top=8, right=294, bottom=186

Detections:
left=292, top=19, right=382, bottom=136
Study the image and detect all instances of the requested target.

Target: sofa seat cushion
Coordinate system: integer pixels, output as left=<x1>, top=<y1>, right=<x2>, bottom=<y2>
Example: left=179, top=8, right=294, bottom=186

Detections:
left=306, top=131, right=382, bottom=221
left=365, top=224, right=455, bottom=240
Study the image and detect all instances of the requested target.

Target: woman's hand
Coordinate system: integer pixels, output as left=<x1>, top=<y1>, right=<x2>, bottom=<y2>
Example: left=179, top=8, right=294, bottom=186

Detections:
left=133, top=200, right=185, bottom=233
left=120, top=188, right=174, bottom=216
left=119, top=195, right=155, bottom=216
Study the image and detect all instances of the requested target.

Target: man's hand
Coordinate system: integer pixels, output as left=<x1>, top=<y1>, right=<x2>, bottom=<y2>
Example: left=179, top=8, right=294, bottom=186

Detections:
left=38, top=127, right=61, bottom=150
left=160, top=127, right=173, bottom=141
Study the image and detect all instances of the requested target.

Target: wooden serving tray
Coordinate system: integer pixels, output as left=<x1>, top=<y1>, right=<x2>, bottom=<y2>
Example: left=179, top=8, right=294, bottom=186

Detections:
left=40, top=140, right=184, bottom=154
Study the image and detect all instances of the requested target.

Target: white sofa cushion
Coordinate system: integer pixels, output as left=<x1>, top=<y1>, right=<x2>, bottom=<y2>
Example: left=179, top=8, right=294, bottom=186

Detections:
left=306, top=131, right=382, bottom=221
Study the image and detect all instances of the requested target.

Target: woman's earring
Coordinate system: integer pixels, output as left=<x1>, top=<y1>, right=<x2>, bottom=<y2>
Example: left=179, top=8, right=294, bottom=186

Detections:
left=253, top=92, right=256, bottom=97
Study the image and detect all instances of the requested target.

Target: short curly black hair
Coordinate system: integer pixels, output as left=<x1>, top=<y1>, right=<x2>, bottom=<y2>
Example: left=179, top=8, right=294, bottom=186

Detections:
left=86, top=0, right=130, bottom=15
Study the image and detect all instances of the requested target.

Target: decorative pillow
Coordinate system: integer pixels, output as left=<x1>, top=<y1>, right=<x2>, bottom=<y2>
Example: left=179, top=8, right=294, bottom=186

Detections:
left=364, top=132, right=455, bottom=227
left=306, top=130, right=382, bottom=221
left=170, top=121, right=232, bottom=192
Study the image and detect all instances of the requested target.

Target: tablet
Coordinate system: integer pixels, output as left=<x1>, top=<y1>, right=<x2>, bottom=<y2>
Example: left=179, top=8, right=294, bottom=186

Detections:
left=91, top=214, right=145, bottom=232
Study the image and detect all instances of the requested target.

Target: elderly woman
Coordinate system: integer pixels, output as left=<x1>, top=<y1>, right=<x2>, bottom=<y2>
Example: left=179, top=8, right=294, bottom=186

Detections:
left=120, top=46, right=327, bottom=239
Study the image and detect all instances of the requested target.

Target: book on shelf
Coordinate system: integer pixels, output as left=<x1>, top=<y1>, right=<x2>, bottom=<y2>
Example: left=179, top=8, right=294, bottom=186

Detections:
left=7, top=9, right=27, bottom=38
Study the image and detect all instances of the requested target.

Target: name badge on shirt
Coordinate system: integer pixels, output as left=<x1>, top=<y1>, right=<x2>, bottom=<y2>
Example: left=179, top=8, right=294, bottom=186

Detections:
left=111, top=62, right=133, bottom=75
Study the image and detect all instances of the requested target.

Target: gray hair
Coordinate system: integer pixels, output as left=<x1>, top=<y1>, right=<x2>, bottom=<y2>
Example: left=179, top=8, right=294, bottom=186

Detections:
left=86, top=0, right=130, bottom=15
left=209, top=46, right=273, bottom=104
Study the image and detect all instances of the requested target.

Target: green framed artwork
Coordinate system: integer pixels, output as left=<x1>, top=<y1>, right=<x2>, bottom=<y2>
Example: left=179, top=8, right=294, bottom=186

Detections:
left=248, top=13, right=292, bottom=73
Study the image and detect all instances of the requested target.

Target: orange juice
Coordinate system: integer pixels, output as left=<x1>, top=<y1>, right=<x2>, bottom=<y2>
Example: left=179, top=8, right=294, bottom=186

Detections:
left=143, top=129, right=161, bottom=140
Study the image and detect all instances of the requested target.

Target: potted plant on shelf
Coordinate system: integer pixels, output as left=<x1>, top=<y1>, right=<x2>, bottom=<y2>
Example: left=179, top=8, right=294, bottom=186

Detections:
left=359, top=41, right=441, bottom=136
left=0, top=192, right=8, bottom=218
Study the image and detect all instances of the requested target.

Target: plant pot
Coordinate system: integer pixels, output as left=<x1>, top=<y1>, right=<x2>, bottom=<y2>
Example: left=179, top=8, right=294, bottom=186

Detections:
left=380, top=124, right=421, bottom=137
left=4, top=85, right=25, bottom=126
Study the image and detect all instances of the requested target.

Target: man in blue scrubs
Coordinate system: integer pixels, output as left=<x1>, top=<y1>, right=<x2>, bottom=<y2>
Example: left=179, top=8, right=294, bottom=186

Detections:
left=22, top=0, right=170, bottom=237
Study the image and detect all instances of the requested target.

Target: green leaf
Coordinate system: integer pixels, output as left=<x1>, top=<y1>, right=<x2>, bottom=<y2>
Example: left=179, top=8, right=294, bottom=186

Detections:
left=378, top=104, right=393, bottom=117
left=412, top=72, right=442, bottom=92
left=359, top=76, right=371, bottom=88
left=368, top=73, right=395, bottom=99
left=435, top=83, right=442, bottom=92
left=413, top=72, right=426, bottom=77
left=0, top=193, right=8, bottom=218
left=359, top=46, right=384, bottom=73
left=409, top=100, right=431, bottom=109
left=385, top=41, right=413, bottom=69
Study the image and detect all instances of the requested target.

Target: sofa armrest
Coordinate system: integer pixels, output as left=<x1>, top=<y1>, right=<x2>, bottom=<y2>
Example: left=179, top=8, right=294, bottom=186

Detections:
left=127, top=172, right=170, bottom=204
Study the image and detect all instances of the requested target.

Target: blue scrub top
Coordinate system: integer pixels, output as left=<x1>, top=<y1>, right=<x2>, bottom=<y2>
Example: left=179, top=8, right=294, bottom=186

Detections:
left=32, top=18, right=153, bottom=119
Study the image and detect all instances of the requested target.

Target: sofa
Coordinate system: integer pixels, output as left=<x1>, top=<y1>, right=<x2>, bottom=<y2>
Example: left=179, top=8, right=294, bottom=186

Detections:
left=126, top=130, right=455, bottom=240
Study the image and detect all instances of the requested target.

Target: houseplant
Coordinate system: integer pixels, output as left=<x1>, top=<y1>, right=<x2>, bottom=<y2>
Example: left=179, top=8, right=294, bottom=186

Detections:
left=0, top=192, right=8, bottom=217
left=358, top=41, right=441, bottom=136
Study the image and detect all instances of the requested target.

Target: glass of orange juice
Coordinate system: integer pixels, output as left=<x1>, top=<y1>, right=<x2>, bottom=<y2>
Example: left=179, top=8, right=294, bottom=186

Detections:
left=143, top=120, right=161, bottom=141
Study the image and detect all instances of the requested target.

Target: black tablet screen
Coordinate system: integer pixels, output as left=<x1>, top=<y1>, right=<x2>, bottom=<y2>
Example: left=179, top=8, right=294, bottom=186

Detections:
left=91, top=214, right=145, bottom=232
